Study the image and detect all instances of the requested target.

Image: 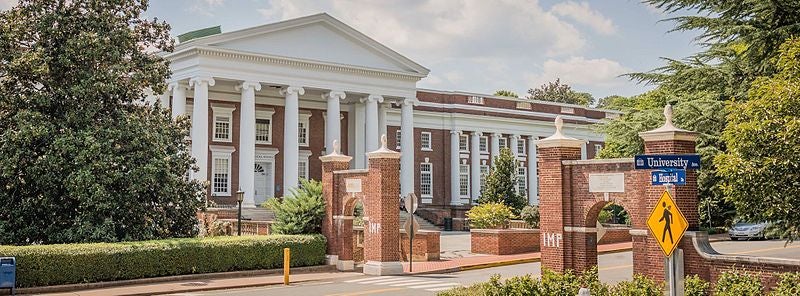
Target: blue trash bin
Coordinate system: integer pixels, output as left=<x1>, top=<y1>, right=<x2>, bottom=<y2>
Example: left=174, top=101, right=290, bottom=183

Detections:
left=0, top=257, right=15, bottom=295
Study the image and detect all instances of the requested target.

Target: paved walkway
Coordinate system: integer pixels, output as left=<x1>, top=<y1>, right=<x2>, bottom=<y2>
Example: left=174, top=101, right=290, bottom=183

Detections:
left=404, top=241, right=632, bottom=274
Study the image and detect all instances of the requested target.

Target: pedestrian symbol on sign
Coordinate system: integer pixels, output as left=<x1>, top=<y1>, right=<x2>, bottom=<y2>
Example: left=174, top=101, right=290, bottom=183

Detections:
left=646, top=190, right=688, bottom=257
left=659, top=202, right=673, bottom=244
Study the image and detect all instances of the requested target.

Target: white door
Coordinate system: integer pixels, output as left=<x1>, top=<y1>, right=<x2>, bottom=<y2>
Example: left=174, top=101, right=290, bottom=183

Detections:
left=254, top=162, right=273, bottom=205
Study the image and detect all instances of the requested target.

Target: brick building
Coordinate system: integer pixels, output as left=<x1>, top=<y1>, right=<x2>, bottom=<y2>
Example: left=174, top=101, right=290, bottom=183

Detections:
left=151, top=13, right=618, bottom=217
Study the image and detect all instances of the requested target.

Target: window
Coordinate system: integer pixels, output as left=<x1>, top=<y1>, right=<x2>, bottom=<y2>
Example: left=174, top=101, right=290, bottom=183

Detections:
left=561, top=106, right=575, bottom=114
left=595, top=144, right=603, bottom=156
left=498, top=137, right=508, bottom=149
left=396, top=130, right=402, bottom=149
left=459, top=134, right=469, bottom=152
left=212, top=156, right=231, bottom=196
left=459, top=164, right=470, bottom=196
left=420, top=163, right=433, bottom=197
left=517, top=166, right=527, bottom=195
left=298, top=114, right=311, bottom=147
left=516, top=101, right=531, bottom=109
left=517, top=139, right=527, bottom=155
left=467, top=96, right=484, bottom=104
left=480, top=165, right=489, bottom=193
left=421, top=132, right=432, bottom=151
left=479, top=136, right=488, bottom=153
left=255, top=110, right=274, bottom=144
left=298, top=159, right=308, bottom=180
left=212, top=106, right=235, bottom=142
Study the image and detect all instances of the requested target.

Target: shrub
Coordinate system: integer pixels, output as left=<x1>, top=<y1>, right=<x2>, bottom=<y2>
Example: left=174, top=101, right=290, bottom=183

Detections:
left=714, top=269, right=762, bottom=296
left=0, top=235, right=326, bottom=287
left=520, top=205, right=540, bottom=228
left=264, top=179, right=326, bottom=234
left=466, top=203, right=513, bottom=229
left=685, top=274, right=710, bottom=296
left=609, top=274, right=663, bottom=296
left=598, top=209, right=613, bottom=224
left=769, top=272, right=800, bottom=296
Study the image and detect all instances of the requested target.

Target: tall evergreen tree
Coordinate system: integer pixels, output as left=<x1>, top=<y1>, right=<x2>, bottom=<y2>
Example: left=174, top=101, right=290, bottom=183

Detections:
left=0, top=0, right=204, bottom=245
left=478, top=148, right=527, bottom=215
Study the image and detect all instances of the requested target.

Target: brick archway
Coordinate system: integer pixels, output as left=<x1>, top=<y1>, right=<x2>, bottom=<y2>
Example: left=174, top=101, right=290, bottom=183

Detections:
left=320, top=139, right=403, bottom=276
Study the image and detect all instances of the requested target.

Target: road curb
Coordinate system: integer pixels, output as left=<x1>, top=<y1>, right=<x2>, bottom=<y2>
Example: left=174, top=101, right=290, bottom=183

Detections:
left=18, top=265, right=335, bottom=295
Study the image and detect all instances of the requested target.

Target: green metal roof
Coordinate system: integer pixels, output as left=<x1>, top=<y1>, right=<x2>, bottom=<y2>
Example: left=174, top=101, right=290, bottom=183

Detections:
left=177, top=26, right=221, bottom=43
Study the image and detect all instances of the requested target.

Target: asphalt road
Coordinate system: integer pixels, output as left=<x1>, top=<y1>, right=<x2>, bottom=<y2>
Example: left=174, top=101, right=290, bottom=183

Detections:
left=173, top=239, right=797, bottom=296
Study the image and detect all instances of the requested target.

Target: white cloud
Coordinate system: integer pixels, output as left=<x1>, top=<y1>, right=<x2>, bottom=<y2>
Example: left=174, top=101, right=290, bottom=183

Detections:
left=189, top=0, right=227, bottom=17
left=525, top=56, right=632, bottom=89
left=550, top=1, right=617, bottom=35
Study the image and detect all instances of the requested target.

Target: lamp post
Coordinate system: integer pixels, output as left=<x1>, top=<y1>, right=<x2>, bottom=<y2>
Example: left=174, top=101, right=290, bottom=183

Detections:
left=236, top=189, right=244, bottom=236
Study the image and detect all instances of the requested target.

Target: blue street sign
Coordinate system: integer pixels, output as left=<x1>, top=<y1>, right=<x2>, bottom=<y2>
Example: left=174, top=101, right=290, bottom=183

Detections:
left=651, top=170, right=686, bottom=186
left=635, top=154, right=701, bottom=170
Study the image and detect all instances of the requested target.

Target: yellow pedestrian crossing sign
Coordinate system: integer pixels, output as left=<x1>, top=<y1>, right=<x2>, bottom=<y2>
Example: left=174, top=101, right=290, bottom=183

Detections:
left=646, top=190, right=688, bottom=257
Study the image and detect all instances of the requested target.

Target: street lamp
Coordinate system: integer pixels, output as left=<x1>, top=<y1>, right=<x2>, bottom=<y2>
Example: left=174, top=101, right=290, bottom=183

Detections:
left=236, top=189, right=244, bottom=236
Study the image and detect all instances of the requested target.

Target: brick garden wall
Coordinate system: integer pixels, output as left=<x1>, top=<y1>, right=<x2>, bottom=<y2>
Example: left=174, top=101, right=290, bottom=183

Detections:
left=471, top=229, right=540, bottom=255
left=400, top=230, right=441, bottom=261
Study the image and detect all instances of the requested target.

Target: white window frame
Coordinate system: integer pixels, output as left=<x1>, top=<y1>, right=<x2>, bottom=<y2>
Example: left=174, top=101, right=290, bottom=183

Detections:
left=459, top=134, right=469, bottom=152
left=498, top=137, right=508, bottom=149
left=211, top=105, right=236, bottom=143
left=479, top=136, right=488, bottom=153
left=396, top=130, right=402, bottom=149
left=480, top=164, right=490, bottom=193
left=517, top=165, right=527, bottom=195
left=459, top=164, right=470, bottom=197
left=420, top=162, right=433, bottom=198
left=298, top=113, right=312, bottom=147
left=210, top=146, right=236, bottom=196
left=421, top=132, right=432, bottom=151
left=298, top=150, right=312, bottom=181
left=561, top=106, right=575, bottom=114
left=255, top=109, right=275, bottom=145
left=467, top=96, right=485, bottom=105
left=517, top=139, right=527, bottom=156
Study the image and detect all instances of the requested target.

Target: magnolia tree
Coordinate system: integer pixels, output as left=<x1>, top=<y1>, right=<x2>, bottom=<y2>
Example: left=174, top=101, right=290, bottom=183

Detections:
left=0, top=0, right=204, bottom=245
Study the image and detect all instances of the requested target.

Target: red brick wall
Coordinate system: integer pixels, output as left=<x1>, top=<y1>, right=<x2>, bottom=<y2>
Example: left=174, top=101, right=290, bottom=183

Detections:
left=400, top=230, right=441, bottom=261
left=471, top=229, right=540, bottom=255
left=597, top=227, right=632, bottom=244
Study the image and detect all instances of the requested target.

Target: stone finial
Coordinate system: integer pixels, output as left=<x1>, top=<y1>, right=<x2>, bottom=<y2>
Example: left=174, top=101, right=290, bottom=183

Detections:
left=639, top=103, right=698, bottom=142
left=537, top=115, right=584, bottom=148
left=366, top=134, right=401, bottom=159
left=320, top=139, right=352, bottom=163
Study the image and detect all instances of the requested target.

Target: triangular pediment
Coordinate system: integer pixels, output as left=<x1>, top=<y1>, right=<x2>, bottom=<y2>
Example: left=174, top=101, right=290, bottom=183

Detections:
left=180, top=13, right=428, bottom=76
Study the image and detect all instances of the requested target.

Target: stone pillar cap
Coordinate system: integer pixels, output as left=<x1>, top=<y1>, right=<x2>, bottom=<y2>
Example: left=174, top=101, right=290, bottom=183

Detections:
left=537, top=115, right=585, bottom=148
left=639, top=104, right=698, bottom=142
left=367, top=134, right=401, bottom=159
left=320, top=140, right=353, bottom=163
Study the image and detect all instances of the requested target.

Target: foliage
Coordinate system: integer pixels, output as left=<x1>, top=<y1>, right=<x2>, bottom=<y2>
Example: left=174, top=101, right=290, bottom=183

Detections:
left=715, top=38, right=800, bottom=241
left=0, top=0, right=204, bottom=245
left=353, top=201, right=364, bottom=227
left=598, top=209, right=613, bottom=224
left=478, top=148, right=527, bottom=214
left=770, top=272, right=800, bottom=296
left=684, top=274, right=709, bottom=296
left=264, top=179, right=325, bottom=235
left=466, top=202, right=513, bottom=229
left=608, top=274, right=663, bottom=296
left=526, top=78, right=593, bottom=106
left=595, top=95, right=626, bottom=109
left=519, top=205, right=540, bottom=228
left=0, top=235, right=326, bottom=287
left=494, top=89, right=519, bottom=98
left=714, top=269, right=762, bottom=296
left=207, top=220, right=232, bottom=237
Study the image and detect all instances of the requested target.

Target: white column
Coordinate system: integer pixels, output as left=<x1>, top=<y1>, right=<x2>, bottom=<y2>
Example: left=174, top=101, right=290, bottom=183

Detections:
left=362, top=95, right=384, bottom=153
left=282, top=86, right=305, bottom=195
left=581, top=141, right=588, bottom=160
left=490, top=133, right=501, bottom=160
left=510, top=134, right=520, bottom=158
left=470, top=132, right=482, bottom=203
left=324, top=91, right=346, bottom=154
left=189, top=76, right=214, bottom=182
left=378, top=102, right=387, bottom=140
left=168, top=82, right=187, bottom=119
left=354, top=103, right=366, bottom=168
left=450, top=130, right=462, bottom=205
left=400, top=98, right=417, bottom=196
left=528, top=136, right=539, bottom=205
left=237, top=81, right=261, bottom=208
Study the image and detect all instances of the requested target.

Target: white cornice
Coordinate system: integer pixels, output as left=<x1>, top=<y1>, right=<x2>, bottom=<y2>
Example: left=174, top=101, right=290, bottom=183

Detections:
left=416, top=88, right=623, bottom=114
left=415, top=101, right=603, bottom=124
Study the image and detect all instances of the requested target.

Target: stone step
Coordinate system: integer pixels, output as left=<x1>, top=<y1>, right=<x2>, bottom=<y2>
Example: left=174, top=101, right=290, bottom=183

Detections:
left=399, top=210, right=441, bottom=231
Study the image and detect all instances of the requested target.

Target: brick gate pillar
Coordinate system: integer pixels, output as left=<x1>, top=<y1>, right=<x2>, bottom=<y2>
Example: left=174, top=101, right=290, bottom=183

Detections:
left=537, top=116, right=585, bottom=273
left=362, top=135, right=404, bottom=276
left=636, top=104, right=699, bottom=281
left=319, top=141, right=353, bottom=268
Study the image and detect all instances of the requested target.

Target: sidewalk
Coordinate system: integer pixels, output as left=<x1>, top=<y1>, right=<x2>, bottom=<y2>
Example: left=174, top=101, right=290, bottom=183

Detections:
left=403, top=241, right=633, bottom=274
left=36, top=272, right=358, bottom=296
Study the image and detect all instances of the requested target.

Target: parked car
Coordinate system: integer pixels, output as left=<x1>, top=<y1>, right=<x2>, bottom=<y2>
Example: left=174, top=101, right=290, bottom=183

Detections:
left=728, top=222, right=771, bottom=240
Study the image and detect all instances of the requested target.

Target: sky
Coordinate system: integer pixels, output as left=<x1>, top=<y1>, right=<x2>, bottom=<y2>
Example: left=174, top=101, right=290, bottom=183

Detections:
left=1, top=0, right=703, bottom=99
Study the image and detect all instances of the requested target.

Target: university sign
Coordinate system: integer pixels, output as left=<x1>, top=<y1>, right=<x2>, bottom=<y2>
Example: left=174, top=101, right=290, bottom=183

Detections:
left=635, top=154, right=701, bottom=170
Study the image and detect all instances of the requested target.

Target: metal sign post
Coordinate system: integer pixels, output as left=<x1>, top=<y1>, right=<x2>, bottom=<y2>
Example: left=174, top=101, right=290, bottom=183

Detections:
left=664, top=183, right=684, bottom=296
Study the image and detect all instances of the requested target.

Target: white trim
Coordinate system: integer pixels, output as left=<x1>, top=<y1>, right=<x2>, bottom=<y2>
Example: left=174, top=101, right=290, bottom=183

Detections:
left=211, top=105, right=235, bottom=143
left=458, top=164, right=470, bottom=197
left=420, top=131, right=432, bottom=151
left=419, top=161, right=433, bottom=199
left=298, top=150, right=312, bottom=180
left=255, top=109, right=275, bottom=145
left=564, top=226, right=597, bottom=233
left=298, top=113, right=312, bottom=147
left=415, top=100, right=604, bottom=124
left=416, top=88, right=623, bottom=114
left=396, top=130, right=402, bottom=149
left=479, top=135, right=489, bottom=154
left=459, top=134, right=469, bottom=153
left=210, top=146, right=235, bottom=197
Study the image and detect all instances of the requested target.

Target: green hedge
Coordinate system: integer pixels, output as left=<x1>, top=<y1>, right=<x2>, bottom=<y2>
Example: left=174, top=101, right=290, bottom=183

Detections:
left=0, top=235, right=326, bottom=287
